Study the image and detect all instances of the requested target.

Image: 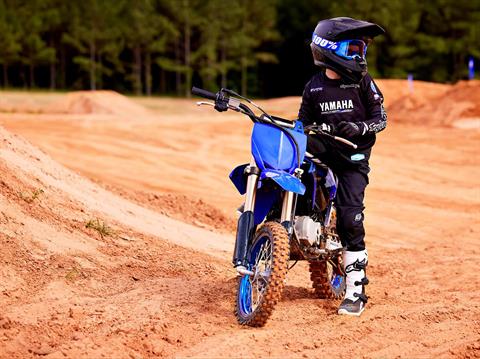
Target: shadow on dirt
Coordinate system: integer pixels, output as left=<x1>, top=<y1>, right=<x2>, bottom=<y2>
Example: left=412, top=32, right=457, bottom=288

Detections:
left=282, top=285, right=340, bottom=312
left=282, top=285, right=315, bottom=301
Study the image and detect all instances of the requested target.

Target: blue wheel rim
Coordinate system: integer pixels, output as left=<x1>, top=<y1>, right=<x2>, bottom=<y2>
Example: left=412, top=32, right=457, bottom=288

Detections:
left=239, top=275, right=252, bottom=315
left=238, top=235, right=270, bottom=318
left=331, top=273, right=343, bottom=290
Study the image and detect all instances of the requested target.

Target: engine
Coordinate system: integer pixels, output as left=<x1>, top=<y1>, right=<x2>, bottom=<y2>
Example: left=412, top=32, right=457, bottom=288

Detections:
left=294, top=216, right=322, bottom=247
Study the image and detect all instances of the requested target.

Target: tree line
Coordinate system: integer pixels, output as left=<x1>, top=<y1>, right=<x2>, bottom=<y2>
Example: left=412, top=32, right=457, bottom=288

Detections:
left=0, top=0, right=478, bottom=97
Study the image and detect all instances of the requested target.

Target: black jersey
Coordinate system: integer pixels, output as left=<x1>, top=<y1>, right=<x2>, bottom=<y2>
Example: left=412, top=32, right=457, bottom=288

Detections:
left=298, top=71, right=387, bottom=152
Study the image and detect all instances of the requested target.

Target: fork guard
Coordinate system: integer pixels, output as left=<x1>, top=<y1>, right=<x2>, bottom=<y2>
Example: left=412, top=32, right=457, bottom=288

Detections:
left=233, top=210, right=255, bottom=267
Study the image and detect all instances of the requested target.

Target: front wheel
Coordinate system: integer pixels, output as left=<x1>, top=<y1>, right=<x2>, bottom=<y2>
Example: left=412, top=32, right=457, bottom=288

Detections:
left=235, top=221, right=290, bottom=327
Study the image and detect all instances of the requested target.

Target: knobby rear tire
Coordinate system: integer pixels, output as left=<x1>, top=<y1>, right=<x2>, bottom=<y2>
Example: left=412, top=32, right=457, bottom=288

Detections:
left=309, top=256, right=346, bottom=299
left=235, top=221, right=290, bottom=327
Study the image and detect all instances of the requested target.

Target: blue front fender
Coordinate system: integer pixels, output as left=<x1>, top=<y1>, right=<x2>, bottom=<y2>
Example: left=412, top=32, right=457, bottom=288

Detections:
left=261, top=170, right=305, bottom=195
left=230, top=165, right=305, bottom=196
left=230, top=165, right=305, bottom=225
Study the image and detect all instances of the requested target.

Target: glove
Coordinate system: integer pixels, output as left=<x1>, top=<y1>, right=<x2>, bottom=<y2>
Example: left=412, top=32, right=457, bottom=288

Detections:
left=305, top=123, right=335, bottom=135
left=336, top=121, right=367, bottom=138
left=315, top=122, right=335, bottom=134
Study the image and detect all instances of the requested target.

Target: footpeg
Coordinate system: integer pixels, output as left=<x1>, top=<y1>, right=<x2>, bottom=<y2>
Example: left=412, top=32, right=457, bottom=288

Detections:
left=236, top=266, right=254, bottom=276
left=326, top=237, right=343, bottom=251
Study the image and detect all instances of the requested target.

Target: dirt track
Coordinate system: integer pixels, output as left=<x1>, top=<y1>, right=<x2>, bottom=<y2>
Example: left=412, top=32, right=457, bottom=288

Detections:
left=0, top=82, right=479, bottom=358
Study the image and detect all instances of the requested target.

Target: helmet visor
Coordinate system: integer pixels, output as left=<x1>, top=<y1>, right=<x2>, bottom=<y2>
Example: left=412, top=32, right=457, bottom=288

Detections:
left=334, top=39, right=367, bottom=60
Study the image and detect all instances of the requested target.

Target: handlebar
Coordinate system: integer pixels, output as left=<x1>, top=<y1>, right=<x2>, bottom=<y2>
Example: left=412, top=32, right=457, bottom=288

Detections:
left=191, top=86, right=217, bottom=101
left=191, top=86, right=357, bottom=167
left=190, top=87, right=355, bottom=149
left=191, top=86, right=281, bottom=125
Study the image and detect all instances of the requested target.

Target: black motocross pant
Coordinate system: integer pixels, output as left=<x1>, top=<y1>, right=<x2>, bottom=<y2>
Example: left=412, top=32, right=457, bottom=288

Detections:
left=335, top=169, right=368, bottom=251
left=307, top=136, right=369, bottom=252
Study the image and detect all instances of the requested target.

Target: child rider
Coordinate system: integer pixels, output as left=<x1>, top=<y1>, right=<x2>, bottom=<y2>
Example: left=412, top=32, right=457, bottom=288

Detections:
left=298, top=17, right=387, bottom=316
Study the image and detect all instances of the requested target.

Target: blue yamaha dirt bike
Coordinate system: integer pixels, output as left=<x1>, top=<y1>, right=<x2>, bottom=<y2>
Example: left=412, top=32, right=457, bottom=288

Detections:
left=192, top=86, right=358, bottom=327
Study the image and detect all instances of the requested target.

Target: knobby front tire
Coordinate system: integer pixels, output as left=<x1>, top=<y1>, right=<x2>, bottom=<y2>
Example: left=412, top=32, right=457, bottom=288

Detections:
left=235, top=221, right=290, bottom=327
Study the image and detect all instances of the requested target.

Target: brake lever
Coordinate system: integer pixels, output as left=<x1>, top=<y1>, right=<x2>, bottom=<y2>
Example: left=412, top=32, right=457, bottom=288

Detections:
left=196, top=99, right=231, bottom=114
left=228, top=97, right=241, bottom=110
left=306, top=127, right=358, bottom=149
left=196, top=101, right=215, bottom=107
left=333, top=136, right=358, bottom=149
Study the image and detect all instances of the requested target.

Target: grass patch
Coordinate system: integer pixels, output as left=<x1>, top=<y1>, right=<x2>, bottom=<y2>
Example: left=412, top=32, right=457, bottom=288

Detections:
left=85, top=218, right=115, bottom=239
left=65, top=267, right=81, bottom=282
left=18, top=188, right=44, bottom=203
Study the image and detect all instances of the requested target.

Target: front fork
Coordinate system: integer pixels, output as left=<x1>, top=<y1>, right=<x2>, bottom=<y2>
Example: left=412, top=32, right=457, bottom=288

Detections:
left=280, top=191, right=295, bottom=230
left=281, top=167, right=302, bottom=234
left=233, top=158, right=259, bottom=269
left=232, top=159, right=300, bottom=270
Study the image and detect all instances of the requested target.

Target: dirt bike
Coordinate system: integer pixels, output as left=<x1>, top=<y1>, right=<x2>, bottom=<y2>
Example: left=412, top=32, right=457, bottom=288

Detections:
left=192, top=86, right=358, bottom=327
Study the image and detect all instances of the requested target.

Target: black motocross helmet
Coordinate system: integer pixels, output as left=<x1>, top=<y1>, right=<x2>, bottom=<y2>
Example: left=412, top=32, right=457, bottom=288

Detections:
left=311, top=17, right=385, bottom=83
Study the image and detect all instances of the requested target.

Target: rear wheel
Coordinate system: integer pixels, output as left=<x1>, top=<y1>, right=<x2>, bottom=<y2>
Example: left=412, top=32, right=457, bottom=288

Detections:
left=309, top=256, right=345, bottom=299
left=235, top=221, right=289, bottom=327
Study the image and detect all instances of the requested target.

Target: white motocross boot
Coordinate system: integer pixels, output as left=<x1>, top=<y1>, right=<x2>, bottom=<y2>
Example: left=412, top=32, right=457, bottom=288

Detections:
left=338, top=250, right=369, bottom=316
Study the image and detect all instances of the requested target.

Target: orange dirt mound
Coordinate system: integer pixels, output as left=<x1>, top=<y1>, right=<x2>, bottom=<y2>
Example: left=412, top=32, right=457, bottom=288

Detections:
left=99, top=182, right=237, bottom=234
left=44, top=90, right=150, bottom=117
left=388, top=80, right=480, bottom=128
left=0, top=92, right=64, bottom=114
left=0, top=125, right=235, bottom=358
left=375, top=79, right=451, bottom=108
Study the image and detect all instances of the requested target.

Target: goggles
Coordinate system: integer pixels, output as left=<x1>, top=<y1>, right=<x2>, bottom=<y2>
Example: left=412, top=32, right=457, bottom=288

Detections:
left=334, top=39, right=368, bottom=60
left=311, top=34, right=368, bottom=60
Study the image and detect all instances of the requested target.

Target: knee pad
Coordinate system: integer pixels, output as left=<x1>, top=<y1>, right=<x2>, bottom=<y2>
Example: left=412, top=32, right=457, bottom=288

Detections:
left=336, top=206, right=365, bottom=251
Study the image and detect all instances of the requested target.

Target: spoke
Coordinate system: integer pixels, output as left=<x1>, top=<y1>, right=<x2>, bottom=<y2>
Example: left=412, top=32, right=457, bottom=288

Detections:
left=250, top=237, right=273, bottom=310
left=256, top=282, right=261, bottom=305
left=258, top=276, right=268, bottom=290
left=258, top=270, right=271, bottom=278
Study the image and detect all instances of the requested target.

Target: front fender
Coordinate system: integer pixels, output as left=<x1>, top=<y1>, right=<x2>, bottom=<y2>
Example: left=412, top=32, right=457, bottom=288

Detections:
left=230, top=166, right=305, bottom=225
left=261, top=170, right=306, bottom=195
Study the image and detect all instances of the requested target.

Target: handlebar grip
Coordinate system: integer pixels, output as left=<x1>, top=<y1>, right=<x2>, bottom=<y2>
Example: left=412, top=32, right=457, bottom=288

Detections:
left=191, top=87, right=217, bottom=101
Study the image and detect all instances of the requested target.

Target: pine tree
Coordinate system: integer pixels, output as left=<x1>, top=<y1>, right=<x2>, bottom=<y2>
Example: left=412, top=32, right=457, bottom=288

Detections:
left=16, top=0, right=57, bottom=88
left=62, top=0, right=126, bottom=90
left=0, top=0, right=21, bottom=87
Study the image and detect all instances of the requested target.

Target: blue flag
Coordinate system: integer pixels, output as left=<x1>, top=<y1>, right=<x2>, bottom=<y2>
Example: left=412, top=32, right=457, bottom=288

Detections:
left=469, top=57, right=474, bottom=80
